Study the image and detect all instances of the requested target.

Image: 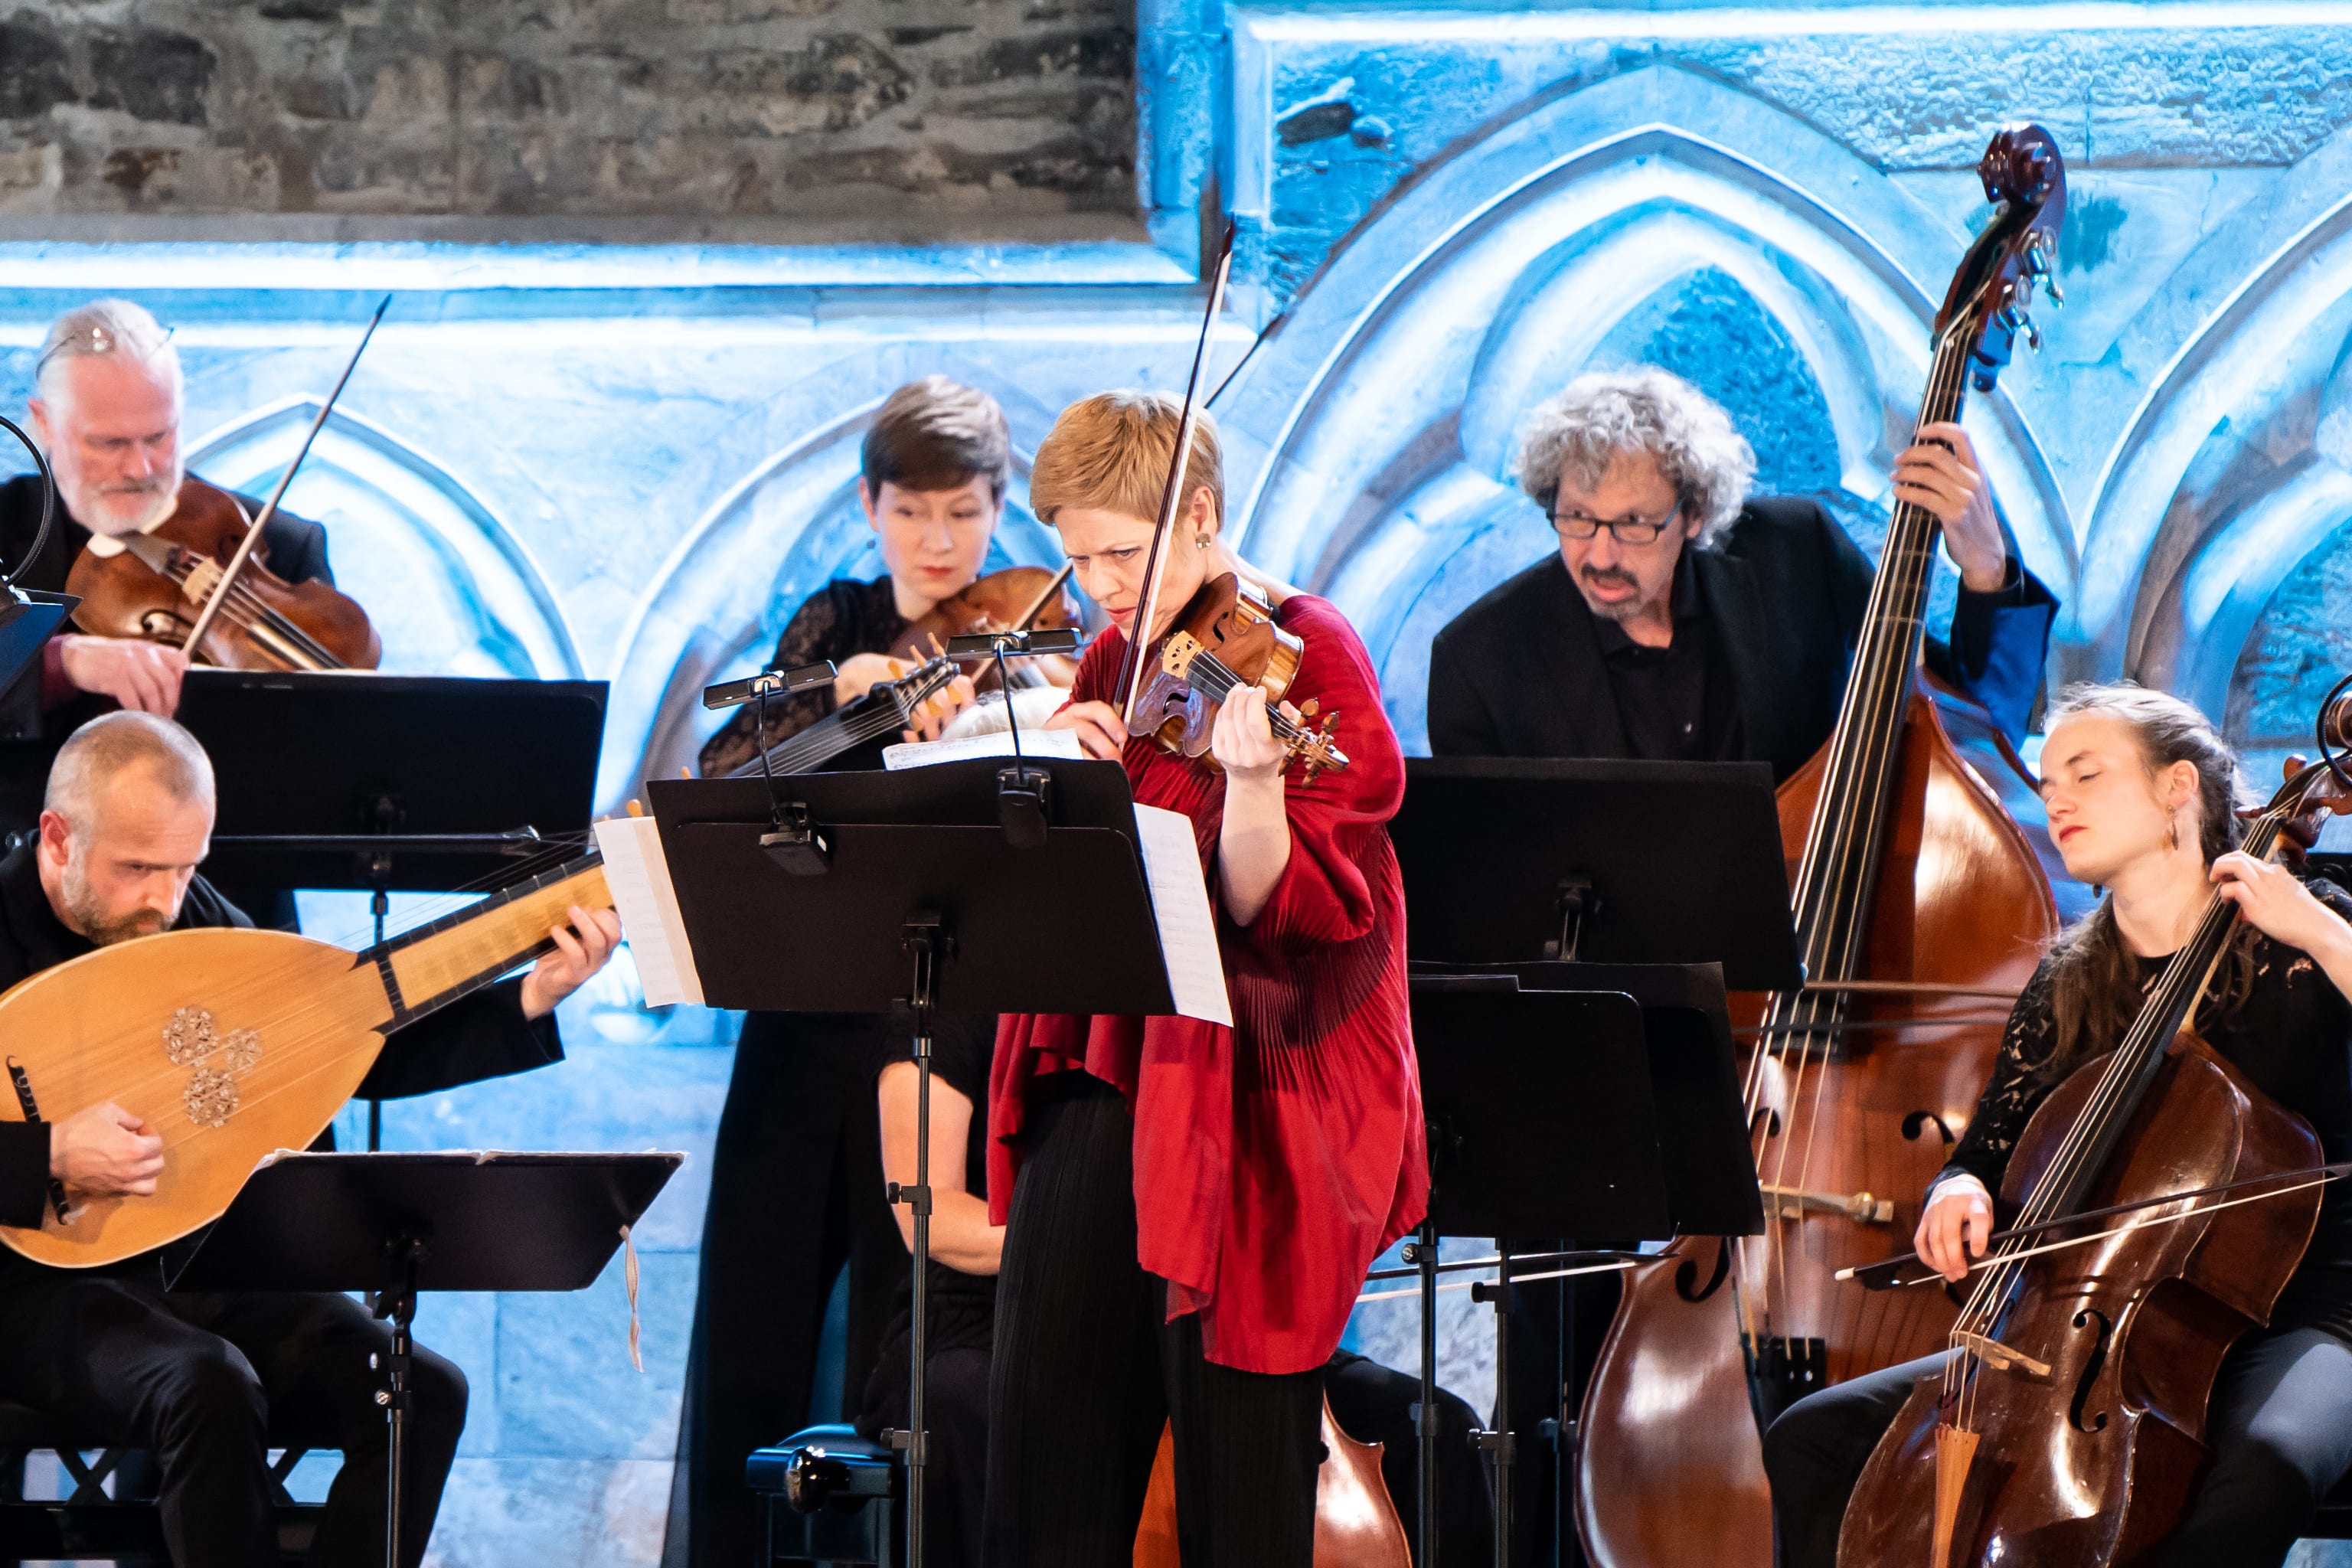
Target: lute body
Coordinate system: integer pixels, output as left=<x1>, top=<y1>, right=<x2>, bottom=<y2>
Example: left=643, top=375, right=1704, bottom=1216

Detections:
left=0, top=856, right=609, bottom=1268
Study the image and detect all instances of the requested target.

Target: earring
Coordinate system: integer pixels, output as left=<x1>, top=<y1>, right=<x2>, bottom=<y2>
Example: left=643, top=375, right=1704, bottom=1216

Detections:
left=1194, top=533, right=1211, bottom=550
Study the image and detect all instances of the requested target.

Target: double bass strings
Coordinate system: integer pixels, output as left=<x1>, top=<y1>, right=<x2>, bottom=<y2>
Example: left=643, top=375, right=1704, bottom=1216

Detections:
left=1740, top=302, right=1977, bottom=1354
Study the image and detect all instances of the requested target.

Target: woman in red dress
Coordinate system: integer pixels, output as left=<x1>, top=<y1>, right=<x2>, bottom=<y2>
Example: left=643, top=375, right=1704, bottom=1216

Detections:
left=982, top=391, right=1427, bottom=1566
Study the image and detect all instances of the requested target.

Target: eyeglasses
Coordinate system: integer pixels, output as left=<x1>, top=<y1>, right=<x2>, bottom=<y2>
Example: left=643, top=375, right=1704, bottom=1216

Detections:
left=1550, top=501, right=1683, bottom=545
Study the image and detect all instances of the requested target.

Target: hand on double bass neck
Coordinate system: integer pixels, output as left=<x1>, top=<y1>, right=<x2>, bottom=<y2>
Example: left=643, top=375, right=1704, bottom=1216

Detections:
left=1892, top=420, right=2007, bottom=593
left=517, top=903, right=622, bottom=1021
left=57, top=635, right=188, bottom=715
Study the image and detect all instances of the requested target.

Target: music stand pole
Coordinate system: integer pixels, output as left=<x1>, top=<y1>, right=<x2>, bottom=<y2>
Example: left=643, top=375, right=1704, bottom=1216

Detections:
left=380, top=1233, right=423, bottom=1568
left=1416, top=1217, right=1440, bottom=1568
left=897, top=916, right=946, bottom=1568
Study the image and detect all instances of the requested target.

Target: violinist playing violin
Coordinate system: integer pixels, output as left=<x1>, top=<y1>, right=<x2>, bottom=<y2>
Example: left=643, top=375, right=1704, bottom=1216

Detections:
left=0, top=300, right=338, bottom=848
left=1764, top=684, right=2352, bottom=1568
left=984, top=391, right=1426, bottom=1565
left=668, top=374, right=1012, bottom=1568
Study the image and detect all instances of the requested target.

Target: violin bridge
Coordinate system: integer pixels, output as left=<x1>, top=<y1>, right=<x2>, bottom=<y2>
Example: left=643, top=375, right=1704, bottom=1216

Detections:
left=1956, top=1331, right=2050, bottom=1381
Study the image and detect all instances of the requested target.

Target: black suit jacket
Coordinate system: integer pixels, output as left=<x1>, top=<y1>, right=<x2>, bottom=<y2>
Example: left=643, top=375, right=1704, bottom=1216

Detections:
left=0, top=475, right=334, bottom=835
left=0, top=844, right=562, bottom=1236
left=1426, top=496, right=2057, bottom=781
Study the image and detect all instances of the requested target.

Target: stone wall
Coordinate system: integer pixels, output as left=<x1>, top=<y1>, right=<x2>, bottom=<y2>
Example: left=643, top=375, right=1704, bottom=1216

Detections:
left=0, top=0, right=1138, bottom=240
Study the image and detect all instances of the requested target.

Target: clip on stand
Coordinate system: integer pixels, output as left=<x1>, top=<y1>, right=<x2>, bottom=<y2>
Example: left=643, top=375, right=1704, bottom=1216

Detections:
left=166, top=1150, right=681, bottom=1568
left=175, top=671, right=607, bottom=1148
left=648, top=733, right=1193, bottom=1568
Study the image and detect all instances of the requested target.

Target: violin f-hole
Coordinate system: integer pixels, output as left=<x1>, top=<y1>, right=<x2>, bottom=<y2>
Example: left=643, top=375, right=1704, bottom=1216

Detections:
left=2067, top=1307, right=2113, bottom=1434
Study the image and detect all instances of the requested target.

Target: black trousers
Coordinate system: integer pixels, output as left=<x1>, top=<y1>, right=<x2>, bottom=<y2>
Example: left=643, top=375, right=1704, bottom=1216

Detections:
left=1762, top=1326, right=2352, bottom=1568
left=665, top=1011, right=909, bottom=1568
left=984, top=1075, right=1325, bottom=1568
left=0, top=1266, right=464, bottom=1568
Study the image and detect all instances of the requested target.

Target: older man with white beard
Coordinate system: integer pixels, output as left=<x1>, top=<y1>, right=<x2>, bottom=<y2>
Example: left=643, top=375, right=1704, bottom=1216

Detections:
left=0, top=299, right=339, bottom=856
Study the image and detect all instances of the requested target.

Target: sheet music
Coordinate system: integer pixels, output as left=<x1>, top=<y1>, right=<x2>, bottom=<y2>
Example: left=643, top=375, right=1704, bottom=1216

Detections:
left=882, top=727, right=1087, bottom=770
left=1132, top=804, right=1233, bottom=1027
left=593, top=815, right=706, bottom=1008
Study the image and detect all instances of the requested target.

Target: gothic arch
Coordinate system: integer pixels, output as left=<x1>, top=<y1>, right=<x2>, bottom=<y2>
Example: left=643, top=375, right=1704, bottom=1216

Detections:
left=186, top=400, right=581, bottom=681
left=1214, top=66, right=2073, bottom=751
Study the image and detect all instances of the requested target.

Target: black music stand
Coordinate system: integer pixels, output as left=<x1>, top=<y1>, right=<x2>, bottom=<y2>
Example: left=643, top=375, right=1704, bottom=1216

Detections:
left=1393, top=758, right=1802, bottom=988
left=1403, top=974, right=1762, bottom=1568
left=647, top=758, right=1191, bottom=1568
left=167, top=1150, right=681, bottom=1568
left=176, top=670, right=607, bottom=1148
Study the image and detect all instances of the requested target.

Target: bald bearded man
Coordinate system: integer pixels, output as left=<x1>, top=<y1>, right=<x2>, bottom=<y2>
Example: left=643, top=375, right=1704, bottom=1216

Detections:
left=0, top=299, right=336, bottom=851
left=0, top=710, right=618, bottom=1568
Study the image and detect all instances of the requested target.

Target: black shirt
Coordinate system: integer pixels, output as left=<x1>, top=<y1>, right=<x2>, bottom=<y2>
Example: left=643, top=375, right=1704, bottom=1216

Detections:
left=1587, top=553, right=1744, bottom=762
left=699, top=577, right=907, bottom=779
left=0, top=842, right=564, bottom=1250
left=1942, top=880, right=2352, bottom=1342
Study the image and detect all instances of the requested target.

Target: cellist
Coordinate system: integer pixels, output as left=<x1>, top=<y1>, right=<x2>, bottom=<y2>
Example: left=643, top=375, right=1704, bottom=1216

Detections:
left=983, top=390, right=1426, bottom=1564
left=1764, top=684, right=2352, bottom=1568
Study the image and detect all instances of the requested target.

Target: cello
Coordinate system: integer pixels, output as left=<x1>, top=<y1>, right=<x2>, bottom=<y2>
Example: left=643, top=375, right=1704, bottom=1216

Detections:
left=1574, top=124, right=2069, bottom=1567
left=1838, top=691, right=2352, bottom=1567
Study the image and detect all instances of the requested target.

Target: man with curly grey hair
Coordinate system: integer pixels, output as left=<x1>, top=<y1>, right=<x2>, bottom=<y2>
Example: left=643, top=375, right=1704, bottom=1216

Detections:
left=1427, top=367, right=2056, bottom=776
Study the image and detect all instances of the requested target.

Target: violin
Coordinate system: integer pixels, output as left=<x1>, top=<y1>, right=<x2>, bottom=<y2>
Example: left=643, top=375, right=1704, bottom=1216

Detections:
left=66, top=476, right=381, bottom=671
left=1129, top=571, right=1348, bottom=782
left=1837, top=722, right=2352, bottom=1568
left=890, top=563, right=1083, bottom=693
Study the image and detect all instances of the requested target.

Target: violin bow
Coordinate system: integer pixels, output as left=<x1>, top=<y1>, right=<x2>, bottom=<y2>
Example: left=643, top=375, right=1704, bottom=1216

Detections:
left=181, top=293, right=390, bottom=658
left=1114, top=222, right=1237, bottom=727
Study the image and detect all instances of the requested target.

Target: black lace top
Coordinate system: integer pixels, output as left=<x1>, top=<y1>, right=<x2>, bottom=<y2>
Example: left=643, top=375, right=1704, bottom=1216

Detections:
left=1941, top=878, right=2352, bottom=1341
left=697, top=577, right=907, bottom=779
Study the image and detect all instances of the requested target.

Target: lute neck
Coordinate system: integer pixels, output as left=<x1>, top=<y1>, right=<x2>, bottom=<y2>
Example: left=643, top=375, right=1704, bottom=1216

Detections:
left=363, top=851, right=608, bottom=1028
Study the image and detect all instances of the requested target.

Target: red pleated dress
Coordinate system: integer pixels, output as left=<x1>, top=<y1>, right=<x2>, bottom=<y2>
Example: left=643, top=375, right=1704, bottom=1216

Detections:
left=988, top=592, right=1428, bottom=1375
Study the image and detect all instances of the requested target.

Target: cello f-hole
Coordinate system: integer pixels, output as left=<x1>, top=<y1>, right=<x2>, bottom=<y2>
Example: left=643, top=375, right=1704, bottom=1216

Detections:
left=2068, top=1307, right=2113, bottom=1434
left=1903, top=1109, right=1958, bottom=1146
left=1677, top=1236, right=1733, bottom=1304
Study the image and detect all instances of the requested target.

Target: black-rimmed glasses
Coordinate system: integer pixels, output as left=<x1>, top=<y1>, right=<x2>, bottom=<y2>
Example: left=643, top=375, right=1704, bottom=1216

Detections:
left=1550, top=500, right=1683, bottom=545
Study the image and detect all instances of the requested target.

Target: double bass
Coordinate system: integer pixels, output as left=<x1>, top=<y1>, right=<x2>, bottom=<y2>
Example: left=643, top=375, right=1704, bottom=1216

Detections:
left=1575, top=125, right=2069, bottom=1566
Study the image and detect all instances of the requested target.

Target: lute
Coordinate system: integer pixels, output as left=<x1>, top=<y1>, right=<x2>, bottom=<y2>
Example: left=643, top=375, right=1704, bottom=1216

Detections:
left=0, top=852, right=609, bottom=1267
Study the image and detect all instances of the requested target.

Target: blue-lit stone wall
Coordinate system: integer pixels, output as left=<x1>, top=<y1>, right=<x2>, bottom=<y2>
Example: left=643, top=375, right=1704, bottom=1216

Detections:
left=9, top=3, right=2352, bottom=1561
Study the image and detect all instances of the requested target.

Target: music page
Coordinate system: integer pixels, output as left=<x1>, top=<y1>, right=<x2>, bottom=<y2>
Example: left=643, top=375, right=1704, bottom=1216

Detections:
left=1132, top=803, right=1233, bottom=1027
left=593, top=815, right=707, bottom=1008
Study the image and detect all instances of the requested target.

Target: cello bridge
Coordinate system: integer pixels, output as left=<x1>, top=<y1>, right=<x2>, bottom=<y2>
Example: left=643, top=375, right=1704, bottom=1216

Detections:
left=1957, top=1331, right=2050, bottom=1381
left=1759, top=1184, right=1896, bottom=1224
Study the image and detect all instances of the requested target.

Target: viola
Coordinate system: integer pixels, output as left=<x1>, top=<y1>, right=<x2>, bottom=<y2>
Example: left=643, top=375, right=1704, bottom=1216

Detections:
left=1838, top=734, right=2352, bottom=1568
left=723, top=655, right=959, bottom=778
left=65, top=476, right=381, bottom=671
left=1574, top=125, right=2069, bottom=1568
left=1129, top=572, right=1348, bottom=782
left=890, top=563, right=1083, bottom=693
